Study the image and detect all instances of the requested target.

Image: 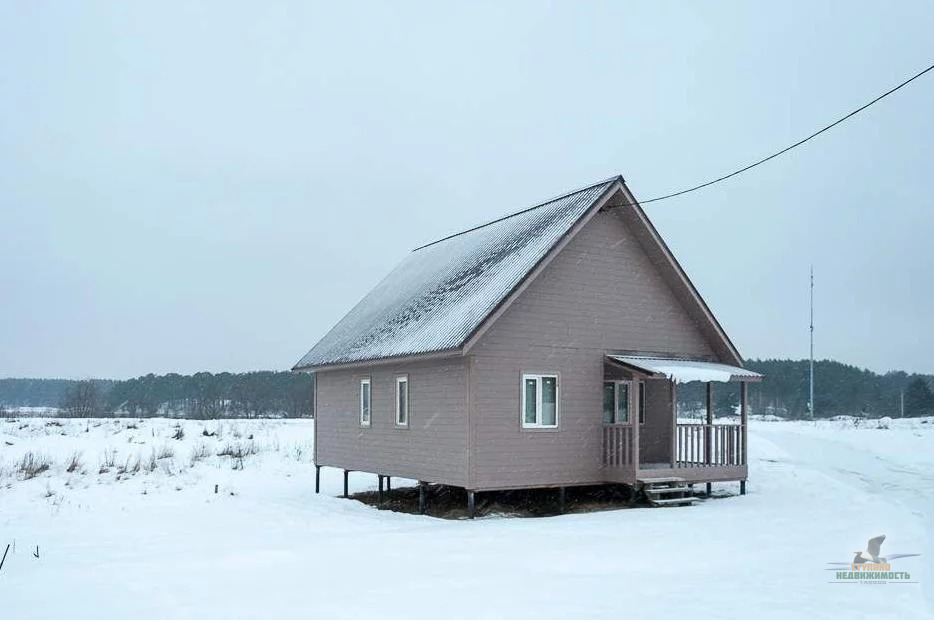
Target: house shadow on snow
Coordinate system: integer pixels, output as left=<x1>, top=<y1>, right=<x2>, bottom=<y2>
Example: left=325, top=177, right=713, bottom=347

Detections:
left=349, top=483, right=736, bottom=519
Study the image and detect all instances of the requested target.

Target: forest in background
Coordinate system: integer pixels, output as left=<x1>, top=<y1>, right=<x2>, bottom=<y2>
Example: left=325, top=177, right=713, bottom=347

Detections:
left=0, top=372, right=314, bottom=419
left=678, top=359, right=934, bottom=418
left=1, top=358, right=933, bottom=419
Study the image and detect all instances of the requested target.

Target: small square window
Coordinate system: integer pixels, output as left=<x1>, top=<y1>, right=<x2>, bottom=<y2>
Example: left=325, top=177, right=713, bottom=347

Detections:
left=521, top=374, right=559, bottom=428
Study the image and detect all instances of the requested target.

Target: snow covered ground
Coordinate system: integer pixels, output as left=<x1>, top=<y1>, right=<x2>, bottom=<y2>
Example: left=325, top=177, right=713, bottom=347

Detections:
left=1, top=416, right=931, bottom=619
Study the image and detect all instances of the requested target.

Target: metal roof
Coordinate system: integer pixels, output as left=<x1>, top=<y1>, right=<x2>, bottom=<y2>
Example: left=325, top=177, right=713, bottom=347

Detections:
left=294, top=177, right=620, bottom=370
left=607, top=355, right=761, bottom=383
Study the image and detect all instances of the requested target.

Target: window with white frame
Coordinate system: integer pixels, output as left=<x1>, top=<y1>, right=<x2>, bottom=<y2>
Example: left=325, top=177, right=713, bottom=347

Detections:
left=359, top=378, right=371, bottom=427
left=395, top=376, right=409, bottom=426
left=602, top=381, right=630, bottom=424
left=522, top=374, right=558, bottom=428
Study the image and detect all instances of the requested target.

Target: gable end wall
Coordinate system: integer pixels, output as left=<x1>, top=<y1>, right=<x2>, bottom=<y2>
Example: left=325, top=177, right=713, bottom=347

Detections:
left=468, top=207, right=715, bottom=490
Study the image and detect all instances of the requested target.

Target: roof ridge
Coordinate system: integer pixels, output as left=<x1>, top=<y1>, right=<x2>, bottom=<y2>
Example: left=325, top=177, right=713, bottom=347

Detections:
left=411, top=174, right=623, bottom=252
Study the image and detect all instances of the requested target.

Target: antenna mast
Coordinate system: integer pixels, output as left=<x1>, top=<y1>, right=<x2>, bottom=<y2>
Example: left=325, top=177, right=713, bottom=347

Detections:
left=809, top=266, right=815, bottom=419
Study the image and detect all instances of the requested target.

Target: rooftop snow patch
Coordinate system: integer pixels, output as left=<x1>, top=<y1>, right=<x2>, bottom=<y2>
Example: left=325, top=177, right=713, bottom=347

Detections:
left=607, top=356, right=761, bottom=383
left=294, top=178, right=620, bottom=369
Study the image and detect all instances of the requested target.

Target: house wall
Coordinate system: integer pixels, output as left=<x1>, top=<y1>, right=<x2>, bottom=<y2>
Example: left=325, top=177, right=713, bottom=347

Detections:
left=468, top=208, right=713, bottom=490
left=315, top=356, right=469, bottom=487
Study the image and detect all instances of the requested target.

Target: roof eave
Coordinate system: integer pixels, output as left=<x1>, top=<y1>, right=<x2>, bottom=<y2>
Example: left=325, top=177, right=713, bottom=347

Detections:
left=291, top=347, right=465, bottom=373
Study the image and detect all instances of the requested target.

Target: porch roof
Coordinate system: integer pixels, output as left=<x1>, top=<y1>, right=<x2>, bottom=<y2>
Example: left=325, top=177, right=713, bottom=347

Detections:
left=606, top=355, right=762, bottom=383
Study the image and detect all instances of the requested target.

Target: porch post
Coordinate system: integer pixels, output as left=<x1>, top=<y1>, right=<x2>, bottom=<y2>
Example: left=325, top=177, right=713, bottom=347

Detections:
left=631, top=381, right=640, bottom=481
left=705, top=383, right=714, bottom=464
left=740, top=382, right=749, bottom=467
left=670, top=380, right=677, bottom=467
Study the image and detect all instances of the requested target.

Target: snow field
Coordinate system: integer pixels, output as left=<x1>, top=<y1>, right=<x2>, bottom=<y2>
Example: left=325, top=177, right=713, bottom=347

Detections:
left=1, top=416, right=931, bottom=619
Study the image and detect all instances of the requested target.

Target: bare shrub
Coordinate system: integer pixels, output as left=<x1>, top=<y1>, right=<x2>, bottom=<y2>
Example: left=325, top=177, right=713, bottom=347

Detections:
left=171, top=425, right=184, bottom=440
left=218, top=441, right=255, bottom=470
left=117, top=455, right=141, bottom=476
left=100, top=449, right=117, bottom=473
left=156, top=445, right=175, bottom=460
left=66, top=451, right=83, bottom=473
left=19, top=452, right=51, bottom=480
left=217, top=442, right=256, bottom=458
left=189, top=443, right=210, bottom=466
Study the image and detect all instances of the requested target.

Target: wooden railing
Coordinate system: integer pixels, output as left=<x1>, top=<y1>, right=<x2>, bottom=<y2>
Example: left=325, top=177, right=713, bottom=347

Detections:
left=602, top=424, right=633, bottom=468
left=676, top=423, right=744, bottom=467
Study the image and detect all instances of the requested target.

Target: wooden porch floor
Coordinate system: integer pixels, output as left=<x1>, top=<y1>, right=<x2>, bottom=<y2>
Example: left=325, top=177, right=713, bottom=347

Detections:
left=603, top=464, right=747, bottom=485
left=636, top=464, right=747, bottom=484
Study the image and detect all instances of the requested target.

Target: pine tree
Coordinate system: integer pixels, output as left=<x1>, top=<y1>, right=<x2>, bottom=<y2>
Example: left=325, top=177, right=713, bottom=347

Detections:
left=903, top=377, right=934, bottom=417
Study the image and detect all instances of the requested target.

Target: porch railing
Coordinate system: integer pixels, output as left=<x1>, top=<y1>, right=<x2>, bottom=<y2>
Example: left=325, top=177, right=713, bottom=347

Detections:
left=602, top=424, right=633, bottom=468
left=603, top=422, right=745, bottom=471
left=676, top=423, right=745, bottom=467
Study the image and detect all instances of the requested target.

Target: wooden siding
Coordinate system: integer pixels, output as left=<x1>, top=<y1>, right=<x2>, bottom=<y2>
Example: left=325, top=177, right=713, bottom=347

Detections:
left=469, top=208, right=717, bottom=491
left=315, top=357, right=468, bottom=487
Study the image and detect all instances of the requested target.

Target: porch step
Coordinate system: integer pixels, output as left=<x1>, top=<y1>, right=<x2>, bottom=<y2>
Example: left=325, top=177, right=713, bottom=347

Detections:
left=650, top=496, right=699, bottom=507
left=645, top=486, right=691, bottom=496
left=639, top=477, right=697, bottom=507
left=639, top=477, right=684, bottom=485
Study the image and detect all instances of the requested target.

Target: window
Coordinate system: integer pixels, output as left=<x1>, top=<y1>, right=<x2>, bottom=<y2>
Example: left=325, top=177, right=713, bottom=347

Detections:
left=395, top=376, right=409, bottom=426
left=638, top=382, right=646, bottom=424
left=359, top=378, right=371, bottom=427
left=522, top=374, right=558, bottom=428
left=602, top=381, right=630, bottom=424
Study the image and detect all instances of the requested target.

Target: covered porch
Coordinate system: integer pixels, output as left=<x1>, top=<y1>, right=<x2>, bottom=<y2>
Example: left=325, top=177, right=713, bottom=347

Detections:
left=600, top=355, right=762, bottom=490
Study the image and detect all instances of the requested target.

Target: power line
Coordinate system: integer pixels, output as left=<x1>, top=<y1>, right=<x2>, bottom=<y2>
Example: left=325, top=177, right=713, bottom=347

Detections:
left=639, top=61, right=934, bottom=205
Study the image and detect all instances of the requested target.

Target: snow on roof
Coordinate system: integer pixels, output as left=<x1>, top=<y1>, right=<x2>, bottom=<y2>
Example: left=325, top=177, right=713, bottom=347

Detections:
left=607, top=355, right=761, bottom=383
left=294, top=177, right=619, bottom=369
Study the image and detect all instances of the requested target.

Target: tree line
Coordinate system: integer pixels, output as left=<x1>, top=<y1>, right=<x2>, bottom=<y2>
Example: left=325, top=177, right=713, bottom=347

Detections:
left=0, top=372, right=314, bottom=419
left=2, top=358, right=932, bottom=419
left=677, top=359, right=934, bottom=418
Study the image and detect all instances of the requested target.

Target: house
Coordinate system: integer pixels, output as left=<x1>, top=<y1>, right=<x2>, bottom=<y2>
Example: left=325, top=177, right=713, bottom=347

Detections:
left=293, top=175, right=761, bottom=515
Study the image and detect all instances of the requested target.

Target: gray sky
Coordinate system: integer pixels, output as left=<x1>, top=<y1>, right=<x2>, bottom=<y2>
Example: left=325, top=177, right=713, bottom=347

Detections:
left=2, top=1, right=933, bottom=379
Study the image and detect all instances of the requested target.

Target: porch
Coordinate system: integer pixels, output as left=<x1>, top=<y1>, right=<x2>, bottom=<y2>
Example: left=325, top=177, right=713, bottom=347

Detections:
left=600, top=355, right=761, bottom=488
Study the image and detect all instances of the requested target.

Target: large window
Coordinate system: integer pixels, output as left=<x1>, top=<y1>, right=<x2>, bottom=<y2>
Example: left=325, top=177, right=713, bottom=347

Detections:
left=602, top=381, right=630, bottom=424
left=522, top=374, right=558, bottom=428
left=395, top=376, right=409, bottom=427
left=359, top=378, right=371, bottom=427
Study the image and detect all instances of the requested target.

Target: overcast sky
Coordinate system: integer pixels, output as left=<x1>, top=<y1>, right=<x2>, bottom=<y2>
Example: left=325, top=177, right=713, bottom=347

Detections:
left=2, top=1, right=932, bottom=379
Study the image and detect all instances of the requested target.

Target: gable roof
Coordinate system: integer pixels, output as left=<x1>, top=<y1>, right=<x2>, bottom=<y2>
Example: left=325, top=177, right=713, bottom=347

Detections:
left=293, top=175, right=744, bottom=371
left=293, top=177, right=620, bottom=370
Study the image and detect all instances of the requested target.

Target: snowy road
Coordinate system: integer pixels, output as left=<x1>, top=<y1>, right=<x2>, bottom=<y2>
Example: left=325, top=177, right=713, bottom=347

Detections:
left=0, top=417, right=931, bottom=619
